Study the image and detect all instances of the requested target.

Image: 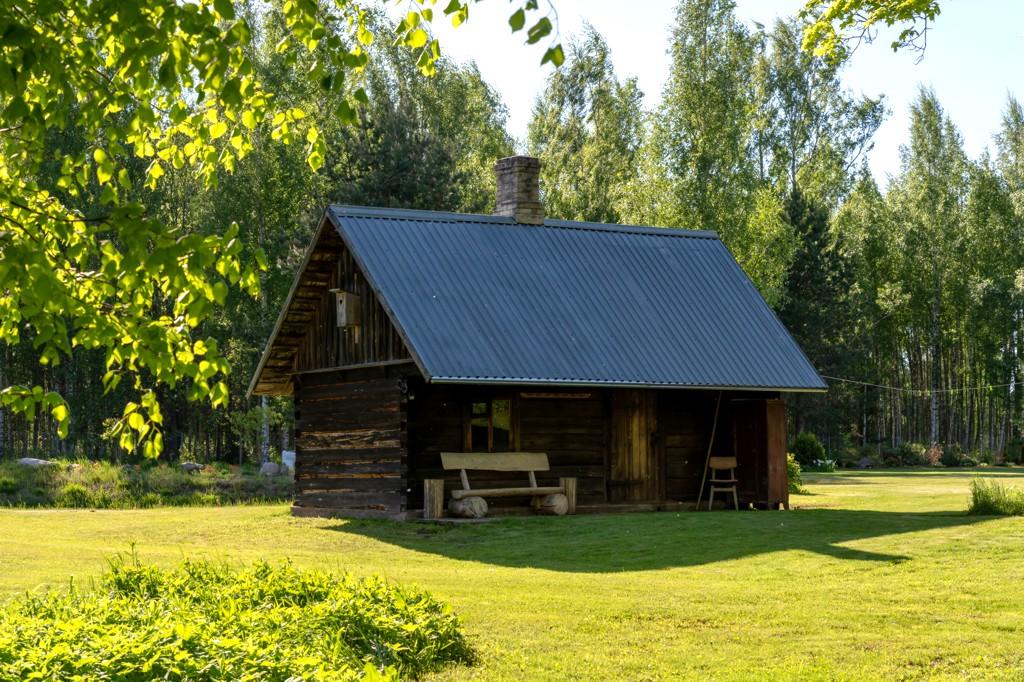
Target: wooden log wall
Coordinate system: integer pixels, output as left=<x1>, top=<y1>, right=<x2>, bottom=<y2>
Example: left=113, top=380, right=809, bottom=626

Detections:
left=292, top=236, right=409, bottom=374
left=292, top=369, right=409, bottom=518
left=405, top=384, right=608, bottom=509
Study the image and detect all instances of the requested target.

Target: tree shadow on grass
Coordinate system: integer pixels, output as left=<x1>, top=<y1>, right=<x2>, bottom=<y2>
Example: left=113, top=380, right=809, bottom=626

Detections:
left=329, top=508, right=991, bottom=574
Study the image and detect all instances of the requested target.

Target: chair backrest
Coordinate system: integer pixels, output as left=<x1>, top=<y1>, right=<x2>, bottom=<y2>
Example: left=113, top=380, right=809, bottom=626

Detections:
left=708, top=456, right=737, bottom=470
left=440, top=452, right=549, bottom=472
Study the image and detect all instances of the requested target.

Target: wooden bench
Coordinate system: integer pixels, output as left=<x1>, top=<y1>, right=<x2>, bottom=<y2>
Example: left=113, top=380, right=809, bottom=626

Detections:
left=433, top=452, right=576, bottom=517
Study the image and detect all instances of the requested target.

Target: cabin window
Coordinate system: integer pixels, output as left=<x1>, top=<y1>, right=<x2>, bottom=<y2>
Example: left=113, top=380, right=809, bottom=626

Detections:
left=465, top=398, right=515, bottom=452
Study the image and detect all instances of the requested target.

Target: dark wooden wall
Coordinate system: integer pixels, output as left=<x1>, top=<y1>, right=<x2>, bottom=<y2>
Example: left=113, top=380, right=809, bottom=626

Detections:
left=406, top=384, right=608, bottom=508
left=292, top=368, right=410, bottom=518
left=659, top=392, right=720, bottom=501
left=293, top=240, right=409, bottom=374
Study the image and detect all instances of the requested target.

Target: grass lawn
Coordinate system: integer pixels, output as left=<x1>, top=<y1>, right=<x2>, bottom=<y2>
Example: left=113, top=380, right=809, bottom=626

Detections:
left=3, top=469, right=1024, bottom=680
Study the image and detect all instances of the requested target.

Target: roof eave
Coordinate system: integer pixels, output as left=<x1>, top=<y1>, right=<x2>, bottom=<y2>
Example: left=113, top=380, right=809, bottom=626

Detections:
left=429, top=376, right=827, bottom=393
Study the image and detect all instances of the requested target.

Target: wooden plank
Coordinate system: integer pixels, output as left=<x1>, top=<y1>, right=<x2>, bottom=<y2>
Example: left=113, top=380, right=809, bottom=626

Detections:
left=560, top=477, right=577, bottom=514
left=440, top=451, right=549, bottom=472
left=451, top=486, right=563, bottom=500
left=423, top=479, right=445, bottom=520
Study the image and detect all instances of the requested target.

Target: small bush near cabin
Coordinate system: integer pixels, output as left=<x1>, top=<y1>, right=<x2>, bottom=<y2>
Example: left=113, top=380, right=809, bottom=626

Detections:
left=790, top=432, right=826, bottom=467
left=0, top=555, right=472, bottom=680
left=786, top=454, right=805, bottom=494
left=968, top=479, right=1024, bottom=516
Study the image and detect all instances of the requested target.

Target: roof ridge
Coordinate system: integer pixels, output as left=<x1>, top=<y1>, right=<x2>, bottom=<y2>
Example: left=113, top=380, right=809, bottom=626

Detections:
left=328, top=204, right=720, bottom=240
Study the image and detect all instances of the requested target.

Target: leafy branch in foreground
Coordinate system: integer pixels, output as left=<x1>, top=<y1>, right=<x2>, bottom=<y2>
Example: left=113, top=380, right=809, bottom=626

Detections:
left=0, top=0, right=562, bottom=457
left=800, top=0, right=941, bottom=62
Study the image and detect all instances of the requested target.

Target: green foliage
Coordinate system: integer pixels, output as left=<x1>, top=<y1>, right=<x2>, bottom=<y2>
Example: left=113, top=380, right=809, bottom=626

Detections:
left=528, top=25, right=643, bottom=224
left=0, top=0, right=559, bottom=459
left=968, top=478, right=1024, bottom=516
left=897, top=442, right=928, bottom=466
left=790, top=431, right=827, bottom=466
left=787, top=453, right=806, bottom=494
left=0, top=460, right=290, bottom=508
left=0, top=555, right=471, bottom=680
left=801, top=0, right=942, bottom=61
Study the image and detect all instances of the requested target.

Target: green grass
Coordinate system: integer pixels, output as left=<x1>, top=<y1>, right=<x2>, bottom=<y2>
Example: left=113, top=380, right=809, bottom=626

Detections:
left=3, top=468, right=1024, bottom=679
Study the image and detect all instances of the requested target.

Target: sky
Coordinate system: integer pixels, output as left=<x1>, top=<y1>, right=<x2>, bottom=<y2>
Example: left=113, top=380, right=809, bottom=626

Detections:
left=410, top=0, right=1024, bottom=186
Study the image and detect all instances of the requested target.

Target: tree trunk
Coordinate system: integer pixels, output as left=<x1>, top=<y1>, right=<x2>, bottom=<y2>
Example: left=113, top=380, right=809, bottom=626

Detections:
left=930, top=272, right=940, bottom=448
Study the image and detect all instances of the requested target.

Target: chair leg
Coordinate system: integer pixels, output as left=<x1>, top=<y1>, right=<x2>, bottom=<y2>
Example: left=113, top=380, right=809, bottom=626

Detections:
left=708, top=488, right=714, bottom=511
left=731, top=486, right=738, bottom=511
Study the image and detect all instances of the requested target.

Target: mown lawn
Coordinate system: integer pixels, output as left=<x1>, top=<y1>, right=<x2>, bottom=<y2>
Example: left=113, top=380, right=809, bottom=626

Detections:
left=3, top=469, right=1024, bottom=680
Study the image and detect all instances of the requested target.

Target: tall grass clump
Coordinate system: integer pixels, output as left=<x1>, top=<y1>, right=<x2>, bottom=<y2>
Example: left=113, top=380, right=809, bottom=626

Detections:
left=968, top=478, right=1024, bottom=516
left=0, top=555, right=472, bottom=680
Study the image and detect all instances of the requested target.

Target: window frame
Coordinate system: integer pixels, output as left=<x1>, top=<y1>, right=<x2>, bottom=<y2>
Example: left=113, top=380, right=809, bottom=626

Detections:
left=462, top=395, right=519, bottom=452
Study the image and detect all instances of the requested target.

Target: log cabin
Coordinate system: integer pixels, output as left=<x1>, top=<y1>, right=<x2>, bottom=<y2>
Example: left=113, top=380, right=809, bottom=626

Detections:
left=249, top=156, right=826, bottom=519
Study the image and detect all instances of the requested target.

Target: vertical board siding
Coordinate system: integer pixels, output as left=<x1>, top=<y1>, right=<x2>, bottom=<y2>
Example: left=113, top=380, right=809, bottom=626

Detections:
left=293, top=371, right=408, bottom=516
left=608, top=389, right=660, bottom=502
left=293, top=242, right=409, bottom=374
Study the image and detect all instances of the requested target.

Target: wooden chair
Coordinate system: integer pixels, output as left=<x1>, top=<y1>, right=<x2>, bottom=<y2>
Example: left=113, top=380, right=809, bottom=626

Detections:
left=707, top=456, right=739, bottom=511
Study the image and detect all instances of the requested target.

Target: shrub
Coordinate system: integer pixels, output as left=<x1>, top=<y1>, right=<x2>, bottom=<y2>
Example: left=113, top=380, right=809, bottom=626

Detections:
left=897, top=442, right=928, bottom=466
left=968, top=479, right=1024, bottom=516
left=57, top=482, right=93, bottom=508
left=786, top=454, right=805, bottom=494
left=940, top=445, right=964, bottom=468
left=0, top=475, right=16, bottom=495
left=790, top=432, right=826, bottom=466
left=807, top=458, right=837, bottom=472
left=0, top=460, right=292, bottom=509
left=924, top=444, right=943, bottom=467
left=0, top=555, right=472, bottom=680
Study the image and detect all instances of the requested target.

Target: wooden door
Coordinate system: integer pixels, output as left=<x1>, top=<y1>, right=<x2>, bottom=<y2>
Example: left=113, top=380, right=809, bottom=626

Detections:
left=731, top=398, right=789, bottom=508
left=608, top=389, right=661, bottom=502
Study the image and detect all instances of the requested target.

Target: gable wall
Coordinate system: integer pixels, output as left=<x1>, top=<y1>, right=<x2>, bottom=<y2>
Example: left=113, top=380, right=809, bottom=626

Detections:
left=293, top=237, right=410, bottom=373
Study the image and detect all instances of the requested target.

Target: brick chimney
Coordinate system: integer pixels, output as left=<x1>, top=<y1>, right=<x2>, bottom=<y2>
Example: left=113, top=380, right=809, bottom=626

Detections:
left=494, top=155, right=544, bottom=225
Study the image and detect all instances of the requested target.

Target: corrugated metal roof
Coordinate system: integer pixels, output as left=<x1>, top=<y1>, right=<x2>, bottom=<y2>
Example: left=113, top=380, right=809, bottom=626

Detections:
left=325, top=205, right=826, bottom=392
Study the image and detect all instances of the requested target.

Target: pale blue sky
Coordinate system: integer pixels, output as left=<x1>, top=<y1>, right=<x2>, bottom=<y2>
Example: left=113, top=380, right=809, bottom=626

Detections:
left=415, top=0, right=1023, bottom=186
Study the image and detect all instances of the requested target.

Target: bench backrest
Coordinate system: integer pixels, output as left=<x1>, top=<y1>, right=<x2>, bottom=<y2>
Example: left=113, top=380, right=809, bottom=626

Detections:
left=441, top=452, right=549, bottom=472
left=441, top=452, right=550, bottom=492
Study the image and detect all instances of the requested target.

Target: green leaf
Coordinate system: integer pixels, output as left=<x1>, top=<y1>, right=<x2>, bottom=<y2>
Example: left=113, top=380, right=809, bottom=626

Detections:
left=407, top=29, right=428, bottom=49
left=213, top=0, right=235, bottom=20
left=541, top=44, right=564, bottom=66
left=508, top=9, right=526, bottom=32
left=210, top=121, right=229, bottom=139
left=526, top=17, right=552, bottom=45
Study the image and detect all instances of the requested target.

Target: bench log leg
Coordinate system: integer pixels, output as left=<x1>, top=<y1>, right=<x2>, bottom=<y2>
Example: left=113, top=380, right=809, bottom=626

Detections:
left=423, top=479, right=445, bottom=520
left=560, top=477, right=577, bottom=515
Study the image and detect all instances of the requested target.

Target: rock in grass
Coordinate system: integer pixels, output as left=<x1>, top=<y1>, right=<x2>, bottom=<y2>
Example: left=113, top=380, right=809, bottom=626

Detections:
left=178, top=462, right=204, bottom=474
left=449, top=496, right=488, bottom=518
left=259, top=461, right=281, bottom=477
left=17, top=457, right=56, bottom=467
